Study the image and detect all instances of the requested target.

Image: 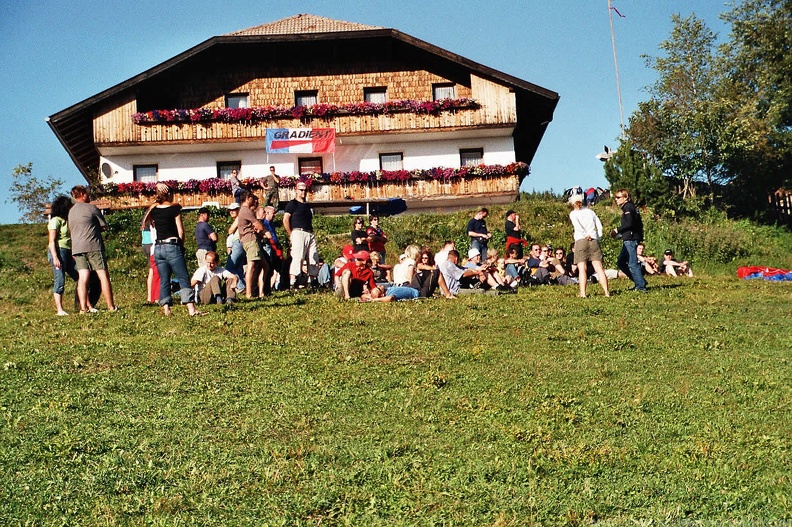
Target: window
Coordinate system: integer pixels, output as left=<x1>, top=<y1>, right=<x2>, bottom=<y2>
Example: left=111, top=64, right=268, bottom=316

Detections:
left=460, top=148, right=484, bottom=167
left=432, top=83, right=456, bottom=100
left=299, top=157, right=323, bottom=175
left=217, top=161, right=241, bottom=179
left=379, top=153, right=403, bottom=171
left=295, top=90, right=318, bottom=107
left=133, top=165, right=158, bottom=183
left=226, top=93, right=249, bottom=108
left=364, top=87, right=388, bottom=104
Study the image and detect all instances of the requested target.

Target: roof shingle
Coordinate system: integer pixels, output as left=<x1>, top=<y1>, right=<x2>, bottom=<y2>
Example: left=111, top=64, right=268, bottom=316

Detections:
left=227, top=13, right=383, bottom=36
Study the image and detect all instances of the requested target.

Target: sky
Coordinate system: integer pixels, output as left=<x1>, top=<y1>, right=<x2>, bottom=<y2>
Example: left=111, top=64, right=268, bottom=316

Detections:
left=0, top=0, right=731, bottom=224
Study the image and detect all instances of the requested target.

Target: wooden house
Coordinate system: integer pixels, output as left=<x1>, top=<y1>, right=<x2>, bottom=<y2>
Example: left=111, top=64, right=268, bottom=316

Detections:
left=47, top=14, right=559, bottom=212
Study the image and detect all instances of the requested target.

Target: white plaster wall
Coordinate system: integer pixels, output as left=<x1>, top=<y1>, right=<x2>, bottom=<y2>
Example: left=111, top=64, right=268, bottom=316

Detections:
left=100, top=135, right=515, bottom=184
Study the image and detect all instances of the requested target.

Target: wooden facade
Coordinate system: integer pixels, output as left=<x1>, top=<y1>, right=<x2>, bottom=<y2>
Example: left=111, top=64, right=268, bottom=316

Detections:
left=49, top=14, right=559, bottom=212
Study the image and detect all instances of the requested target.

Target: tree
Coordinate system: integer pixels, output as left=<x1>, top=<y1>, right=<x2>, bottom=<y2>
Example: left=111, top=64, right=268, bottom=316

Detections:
left=628, top=14, right=728, bottom=204
left=718, top=0, right=792, bottom=218
left=603, top=140, right=676, bottom=214
left=7, top=163, right=65, bottom=223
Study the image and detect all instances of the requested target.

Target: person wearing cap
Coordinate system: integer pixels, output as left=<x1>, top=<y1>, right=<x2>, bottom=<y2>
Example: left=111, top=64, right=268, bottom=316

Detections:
left=466, top=208, right=492, bottom=257
left=195, top=206, right=218, bottom=267
left=337, top=250, right=383, bottom=300
left=662, top=249, right=693, bottom=277
left=333, top=245, right=355, bottom=291
left=505, top=210, right=528, bottom=258
left=610, top=189, right=648, bottom=292
left=569, top=191, right=610, bottom=297
left=283, top=181, right=319, bottom=290
left=224, top=202, right=246, bottom=293
left=438, top=249, right=489, bottom=296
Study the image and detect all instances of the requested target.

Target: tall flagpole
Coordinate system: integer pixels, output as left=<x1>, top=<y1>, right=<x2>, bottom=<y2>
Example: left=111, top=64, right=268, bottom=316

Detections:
left=608, top=0, right=626, bottom=140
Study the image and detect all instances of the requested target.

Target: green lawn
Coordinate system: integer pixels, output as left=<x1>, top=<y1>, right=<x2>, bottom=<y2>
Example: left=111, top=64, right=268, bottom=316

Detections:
left=1, top=211, right=791, bottom=525
left=1, top=275, right=790, bottom=524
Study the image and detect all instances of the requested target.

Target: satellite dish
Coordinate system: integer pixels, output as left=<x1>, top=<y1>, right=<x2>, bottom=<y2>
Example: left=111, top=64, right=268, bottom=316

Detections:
left=101, top=162, right=113, bottom=179
left=595, top=145, right=612, bottom=162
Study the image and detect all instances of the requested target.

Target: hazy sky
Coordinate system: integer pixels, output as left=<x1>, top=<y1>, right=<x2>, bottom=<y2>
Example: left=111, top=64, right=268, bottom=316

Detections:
left=0, top=0, right=730, bottom=224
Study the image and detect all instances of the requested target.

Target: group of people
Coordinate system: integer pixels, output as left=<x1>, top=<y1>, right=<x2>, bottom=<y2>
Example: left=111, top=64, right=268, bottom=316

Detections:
left=47, top=183, right=694, bottom=315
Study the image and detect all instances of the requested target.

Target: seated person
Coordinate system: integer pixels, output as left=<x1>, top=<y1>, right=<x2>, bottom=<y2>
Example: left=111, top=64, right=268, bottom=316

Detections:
left=439, top=249, right=490, bottom=296
left=637, top=243, right=660, bottom=275
left=190, top=251, right=238, bottom=305
left=482, top=248, right=514, bottom=291
left=504, top=244, right=527, bottom=281
left=369, top=251, right=392, bottom=284
left=393, top=245, right=420, bottom=287
left=293, top=260, right=312, bottom=289
left=337, top=250, right=384, bottom=300
left=316, top=258, right=332, bottom=288
left=332, top=245, right=354, bottom=290
left=662, top=249, right=693, bottom=276
left=412, top=249, right=444, bottom=298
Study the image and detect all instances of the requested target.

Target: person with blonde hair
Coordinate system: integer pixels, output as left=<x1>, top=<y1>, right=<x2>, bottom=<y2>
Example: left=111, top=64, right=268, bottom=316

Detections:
left=143, top=183, right=202, bottom=316
left=569, top=191, right=610, bottom=297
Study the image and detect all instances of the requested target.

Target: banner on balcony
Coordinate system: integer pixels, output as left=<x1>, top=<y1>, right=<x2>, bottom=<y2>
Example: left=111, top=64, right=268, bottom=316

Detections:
left=266, top=128, right=336, bottom=154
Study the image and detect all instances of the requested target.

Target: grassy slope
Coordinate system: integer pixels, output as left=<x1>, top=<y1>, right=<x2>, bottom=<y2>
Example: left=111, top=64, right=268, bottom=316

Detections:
left=1, top=200, right=790, bottom=525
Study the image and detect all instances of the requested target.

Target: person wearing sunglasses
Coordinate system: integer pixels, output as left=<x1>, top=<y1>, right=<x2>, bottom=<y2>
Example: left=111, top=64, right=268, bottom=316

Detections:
left=283, top=182, right=320, bottom=290
left=610, top=189, right=648, bottom=293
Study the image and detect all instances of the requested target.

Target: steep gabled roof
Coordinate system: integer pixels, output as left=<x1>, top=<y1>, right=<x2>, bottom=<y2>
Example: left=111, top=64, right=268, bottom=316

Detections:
left=48, top=14, right=559, bottom=181
left=227, top=13, right=383, bottom=36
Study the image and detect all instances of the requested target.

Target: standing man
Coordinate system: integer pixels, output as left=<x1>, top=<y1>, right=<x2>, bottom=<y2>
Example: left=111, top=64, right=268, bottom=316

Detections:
left=504, top=210, right=528, bottom=258
left=237, top=191, right=268, bottom=299
left=467, top=207, right=491, bottom=257
left=365, top=214, right=388, bottom=262
left=194, top=207, right=218, bottom=266
left=283, top=181, right=319, bottom=290
left=67, top=185, right=117, bottom=313
left=263, top=166, right=280, bottom=209
left=611, top=189, right=648, bottom=293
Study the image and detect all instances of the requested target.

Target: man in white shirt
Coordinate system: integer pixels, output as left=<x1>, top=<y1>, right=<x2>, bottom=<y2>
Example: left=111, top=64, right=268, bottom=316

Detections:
left=190, top=251, right=238, bottom=304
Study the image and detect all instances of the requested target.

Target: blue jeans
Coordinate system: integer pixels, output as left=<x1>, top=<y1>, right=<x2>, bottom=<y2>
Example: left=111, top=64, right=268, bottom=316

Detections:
left=154, top=243, right=195, bottom=305
left=618, top=240, right=647, bottom=290
left=48, top=247, right=78, bottom=294
left=385, top=286, right=419, bottom=301
left=471, top=239, right=488, bottom=258
left=225, top=239, right=247, bottom=292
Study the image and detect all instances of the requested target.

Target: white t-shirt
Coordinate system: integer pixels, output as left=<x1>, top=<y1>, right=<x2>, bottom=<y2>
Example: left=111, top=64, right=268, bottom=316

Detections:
left=191, top=266, right=234, bottom=295
left=569, top=207, right=603, bottom=241
left=392, top=258, right=415, bottom=285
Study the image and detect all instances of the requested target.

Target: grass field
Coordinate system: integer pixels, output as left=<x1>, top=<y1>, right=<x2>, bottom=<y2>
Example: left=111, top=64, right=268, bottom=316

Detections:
left=1, top=201, right=791, bottom=525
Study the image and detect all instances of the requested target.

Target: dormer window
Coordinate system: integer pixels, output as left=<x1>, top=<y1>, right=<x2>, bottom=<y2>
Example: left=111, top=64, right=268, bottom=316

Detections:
left=364, top=87, right=388, bottom=104
left=226, top=93, right=249, bottom=108
left=295, top=90, right=318, bottom=107
left=432, top=83, right=455, bottom=100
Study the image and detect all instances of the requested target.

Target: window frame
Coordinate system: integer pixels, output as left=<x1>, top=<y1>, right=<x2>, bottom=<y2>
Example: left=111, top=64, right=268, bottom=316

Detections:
left=298, top=157, right=323, bottom=175
left=133, top=164, right=158, bottom=183
left=432, top=83, right=456, bottom=101
left=459, top=148, right=484, bottom=167
left=379, top=152, right=404, bottom=171
left=294, top=90, right=319, bottom=107
left=364, top=87, right=388, bottom=104
left=225, top=93, right=249, bottom=109
left=217, top=161, right=242, bottom=180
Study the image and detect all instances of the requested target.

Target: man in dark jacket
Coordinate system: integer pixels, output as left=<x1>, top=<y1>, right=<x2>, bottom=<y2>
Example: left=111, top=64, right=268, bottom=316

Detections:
left=611, top=189, right=648, bottom=292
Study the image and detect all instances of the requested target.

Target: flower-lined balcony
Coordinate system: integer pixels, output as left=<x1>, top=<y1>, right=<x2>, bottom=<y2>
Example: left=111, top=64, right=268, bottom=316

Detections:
left=132, top=98, right=481, bottom=125
left=92, top=162, right=528, bottom=210
left=93, top=97, right=514, bottom=144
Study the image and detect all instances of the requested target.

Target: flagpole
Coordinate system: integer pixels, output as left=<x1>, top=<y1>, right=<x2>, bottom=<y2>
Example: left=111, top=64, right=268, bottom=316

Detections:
left=608, top=0, right=626, bottom=140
